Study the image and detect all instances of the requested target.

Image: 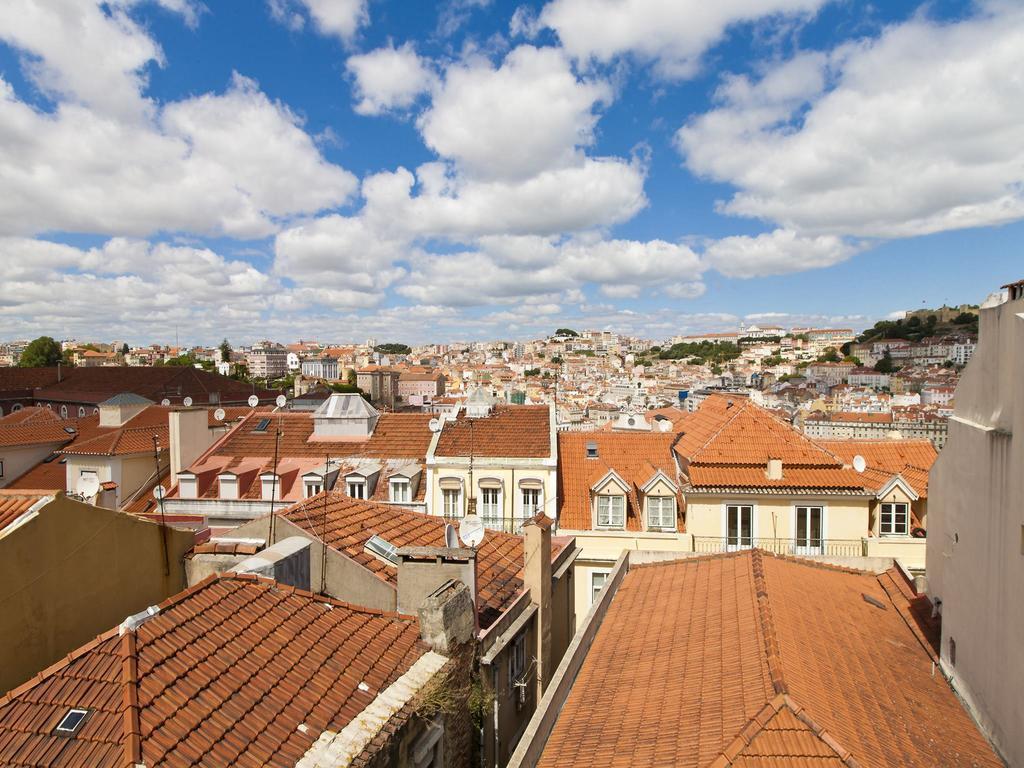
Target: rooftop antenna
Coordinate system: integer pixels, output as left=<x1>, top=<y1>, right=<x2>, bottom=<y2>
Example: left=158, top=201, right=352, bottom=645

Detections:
left=458, top=514, right=485, bottom=548
left=267, top=416, right=282, bottom=544
left=853, top=454, right=867, bottom=473
left=151, top=435, right=169, bottom=576
left=321, top=452, right=330, bottom=595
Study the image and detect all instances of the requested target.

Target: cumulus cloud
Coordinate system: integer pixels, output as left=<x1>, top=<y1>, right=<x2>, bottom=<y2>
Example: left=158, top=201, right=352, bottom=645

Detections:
left=346, top=43, right=436, bottom=115
left=0, top=73, right=357, bottom=238
left=271, top=0, right=368, bottom=42
left=703, top=229, right=857, bottom=278
left=538, top=0, right=828, bottom=78
left=418, top=45, right=612, bottom=181
left=677, top=4, right=1024, bottom=238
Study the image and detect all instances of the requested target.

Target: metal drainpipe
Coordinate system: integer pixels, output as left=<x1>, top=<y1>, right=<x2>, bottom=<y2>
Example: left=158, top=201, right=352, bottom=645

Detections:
left=492, top=664, right=500, bottom=768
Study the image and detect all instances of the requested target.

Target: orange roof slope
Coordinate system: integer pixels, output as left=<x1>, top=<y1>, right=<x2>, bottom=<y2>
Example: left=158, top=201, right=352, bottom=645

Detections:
left=557, top=432, right=680, bottom=531
left=0, top=574, right=429, bottom=767
left=538, top=552, right=1001, bottom=768
left=59, top=409, right=170, bottom=457
left=434, top=405, right=551, bottom=458
left=0, top=490, right=51, bottom=532
left=819, top=439, right=937, bottom=498
left=278, top=492, right=559, bottom=629
left=0, top=407, right=75, bottom=447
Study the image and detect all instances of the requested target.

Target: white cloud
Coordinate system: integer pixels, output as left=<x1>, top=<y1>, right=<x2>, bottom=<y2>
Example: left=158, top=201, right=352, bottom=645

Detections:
left=0, top=73, right=357, bottom=238
left=346, top=43, right=436, bottom=115
left=277, top=0, right=367, bottom=42
left=677, top=4, right=1024, bottom=238
left=418, top=45, right=611, bottom=181
left=538, top=0, right=827, bottom=79
left=703, top=229, right=857, bottom=278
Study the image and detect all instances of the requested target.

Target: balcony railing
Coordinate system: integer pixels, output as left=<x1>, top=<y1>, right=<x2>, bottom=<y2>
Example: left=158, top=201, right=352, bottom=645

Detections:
left=442, top=514, right=529, bottom=535
left=692, top=536, right=865, bottom=558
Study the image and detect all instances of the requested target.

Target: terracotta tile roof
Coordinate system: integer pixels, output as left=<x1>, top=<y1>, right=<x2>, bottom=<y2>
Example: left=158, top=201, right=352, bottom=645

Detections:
left=825, top=411, right=893, bottom=423
left=557, top=432, right=681, bottom=531
left=687, top=465, right=869, bottom=493
left=58, top=409, right=169, bottom=456
left=0, top=573, right=431, bottom=767
left=538, top=551, right=1002, bottom=768
left=818, top=440, right=937, bottom=498
left=434, top=405, right=552, bottom=458
left=278, top=492, right=561, bottom=629
left=5, top=455, right=68, bottom=492
left=0, top=407, right=75, bottom=447
left=0, top=490, right=52, bottom=532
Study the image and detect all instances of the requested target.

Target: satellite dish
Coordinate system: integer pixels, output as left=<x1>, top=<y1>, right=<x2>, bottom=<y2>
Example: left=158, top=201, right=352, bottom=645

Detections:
left=160, top=398, right=171, bottom=406
left=459, top=515, right=485, bottom=548
left=79, top=475, right=101, bottom=498
left=247, top=395, right=259, bottom=408
left=853, top=455, right=867, bottom=473
left=183, top=396, right=193, bottom=407
left=658, top=419, right=672, bottom=432
left=428, top=418, right=442, bottom=433
left=444, top=523, right=459, bottom=548
left=153, top=485, right=166, bottom=500
left=275, top=394, right=287, bottom=408
left=213, top=408, right=226, bottom=421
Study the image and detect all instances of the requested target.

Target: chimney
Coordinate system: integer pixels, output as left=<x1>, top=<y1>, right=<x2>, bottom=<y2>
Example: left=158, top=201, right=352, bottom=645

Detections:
left=169, top=407, right=215, bottom=481
left=396, top=546, right=477, bottom=620
left=767, top=457, right=783, bottom=481
left=522, top=516, right=553, bottom=699
left=416, top=579, right=476, bottom=654
left=231, top=536, right=311, bottom=591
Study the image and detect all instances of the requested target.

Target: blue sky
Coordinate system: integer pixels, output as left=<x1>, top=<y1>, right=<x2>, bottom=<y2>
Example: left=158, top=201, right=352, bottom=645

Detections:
left=0, top=0, right=1021, bottom=346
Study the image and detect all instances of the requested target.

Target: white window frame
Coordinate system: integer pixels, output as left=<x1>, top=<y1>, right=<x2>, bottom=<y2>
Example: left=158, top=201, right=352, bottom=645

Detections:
left=792, top=504, right=827, bottom=554
left=723, top=502, right=755, bottom=551
left=590, top=569, right=611, bottom=606
left=442, top=488, right=462, bottom=518
left=347, top=480, right=366, bottom=500
left=390, top=478, right=411, bottom=503
left=521, top=487, right=541, bottom=519
left=261, top=475, right=281, bottom=501
left=480, top=486, right=501, bottom=518
left=646, top=495, right=676, bottom=530
left=304, top=481, right=323, bottom=499
left=596, top=494, right=625, bottom=528
left=509, top=631, right=527, bottom=684
left=178, top=473, right=198, bottom=500
left=59, top=405, right=68, bottom=419
left=218, top=475, right=238, bottom=500
left=880, top=502, right=909, bottom=536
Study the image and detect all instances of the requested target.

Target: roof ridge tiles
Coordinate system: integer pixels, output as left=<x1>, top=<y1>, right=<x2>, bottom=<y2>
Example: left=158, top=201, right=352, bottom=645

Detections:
left=750, top=550, right=788, bottom=696
left=121, top=630, right=142, bottom=767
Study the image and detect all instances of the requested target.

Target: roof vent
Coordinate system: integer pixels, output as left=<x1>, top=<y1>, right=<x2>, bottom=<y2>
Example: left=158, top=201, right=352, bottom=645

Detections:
left=862, top=593, right=887, bottom=610
left=119, top=605, right=160, bottom=634
left=586, top=441, right=598, bottom=459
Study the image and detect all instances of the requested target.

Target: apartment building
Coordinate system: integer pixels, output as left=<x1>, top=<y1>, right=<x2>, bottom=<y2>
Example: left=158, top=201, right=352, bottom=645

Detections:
left=927, top=279, right=1024, bottom=767
left=398, top=370, right=446, bottom=402
left=357, top=365, right=401, bottom=408
left=245, top=341, right=288, bottom=380
left=299, top=355, right=339, bottom=380
left=425, top=395, right=557, bottom=534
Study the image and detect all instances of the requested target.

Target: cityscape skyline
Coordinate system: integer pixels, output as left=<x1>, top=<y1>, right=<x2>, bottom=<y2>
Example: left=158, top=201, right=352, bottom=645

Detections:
left=1, top=0, right=1022, bottom=345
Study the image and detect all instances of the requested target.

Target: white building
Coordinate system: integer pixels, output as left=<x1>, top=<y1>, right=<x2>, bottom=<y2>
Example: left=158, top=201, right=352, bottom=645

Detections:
left=927, top=279, right=1024, bottom=768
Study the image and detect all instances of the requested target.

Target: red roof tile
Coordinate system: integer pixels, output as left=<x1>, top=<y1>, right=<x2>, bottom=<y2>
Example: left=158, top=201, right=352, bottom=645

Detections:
left=59, top=409, right=169, bottom=456
left=0, top=574, right=430, bottom=767
left=0, top=490, right=52, bottom=532
left=538, top=551, right=1002, bottom=768
left=434, top=405, right=551, bottom=458
left=0, top=407, right=75, bottom=447
left=278, top=492, right=561, bottom=629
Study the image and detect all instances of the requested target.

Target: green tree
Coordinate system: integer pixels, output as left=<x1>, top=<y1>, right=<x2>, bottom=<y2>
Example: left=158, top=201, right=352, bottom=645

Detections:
left=554, top=328, right=578, bottom=337
left=550, top=356, right=564, bottom=364
left=874, top=350, right=897, bottom=373
left=374, top=343, right=412, bottom=355
left=219, top=338, right=232, bottom=363
left=19, top=336, right=63, bottom=367
left=120, top=343, right=129, bottom=356
left=816, top=347, right=841, bottom=363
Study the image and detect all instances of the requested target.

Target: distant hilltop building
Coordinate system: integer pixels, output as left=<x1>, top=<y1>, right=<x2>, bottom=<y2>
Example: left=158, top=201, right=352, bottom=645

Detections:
left=905, top=303, right=979, bottom=323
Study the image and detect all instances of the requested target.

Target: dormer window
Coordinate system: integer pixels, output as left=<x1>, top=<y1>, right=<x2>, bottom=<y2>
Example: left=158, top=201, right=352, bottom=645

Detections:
left=597, top=495, right=625, bottom=528
left=218, top=473, right=238, bottom=500
left=261, top=474, right=281, bottom=501
left=880, top=502, right=909, bottom=536
left=304, top=480, right=323, bottom=498
left=390, top=478, right=410, bottom=503
left=178, top=472, right=198, bottom=500
left=647, top=496, right=676, bottom=529
left=347, top=480, right=365, bottom=499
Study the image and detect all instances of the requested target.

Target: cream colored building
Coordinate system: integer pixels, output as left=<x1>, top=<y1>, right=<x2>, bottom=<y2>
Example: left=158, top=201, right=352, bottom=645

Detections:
left=927, top=279, right=1024, bottom=767
left=425, top=398, right=557, bottom=532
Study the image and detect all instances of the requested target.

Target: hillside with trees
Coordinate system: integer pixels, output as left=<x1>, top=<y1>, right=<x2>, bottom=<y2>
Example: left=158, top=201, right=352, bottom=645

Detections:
left=658, top=340, right=741, bottom=365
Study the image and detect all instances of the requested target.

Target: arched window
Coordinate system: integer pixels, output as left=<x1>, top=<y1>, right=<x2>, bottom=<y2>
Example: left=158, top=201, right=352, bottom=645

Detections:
left=11, top=403, right=21, bottom=412
left=78, top=407, right=86, bottom=417
left=60, top=405, right=68, bottom=419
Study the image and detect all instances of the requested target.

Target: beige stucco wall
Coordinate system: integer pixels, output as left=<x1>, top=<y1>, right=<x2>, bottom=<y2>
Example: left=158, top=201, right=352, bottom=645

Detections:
left=0, top=443, right=63, bottom=488
left=0, top=494, right=193, bottom=694
left=65, top=453, right=166, bottom=508
left=927, top=290, right=1023, bottom=767
left=425, top=459, right=557, bottom=522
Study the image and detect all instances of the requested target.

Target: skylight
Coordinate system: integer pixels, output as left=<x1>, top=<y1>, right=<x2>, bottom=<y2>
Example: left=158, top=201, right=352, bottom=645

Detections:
left=253, top=418, right=272, bottom=433
left=365, top=535, right=398, bottom=565
left=54, top=708, right=89, bottom=736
